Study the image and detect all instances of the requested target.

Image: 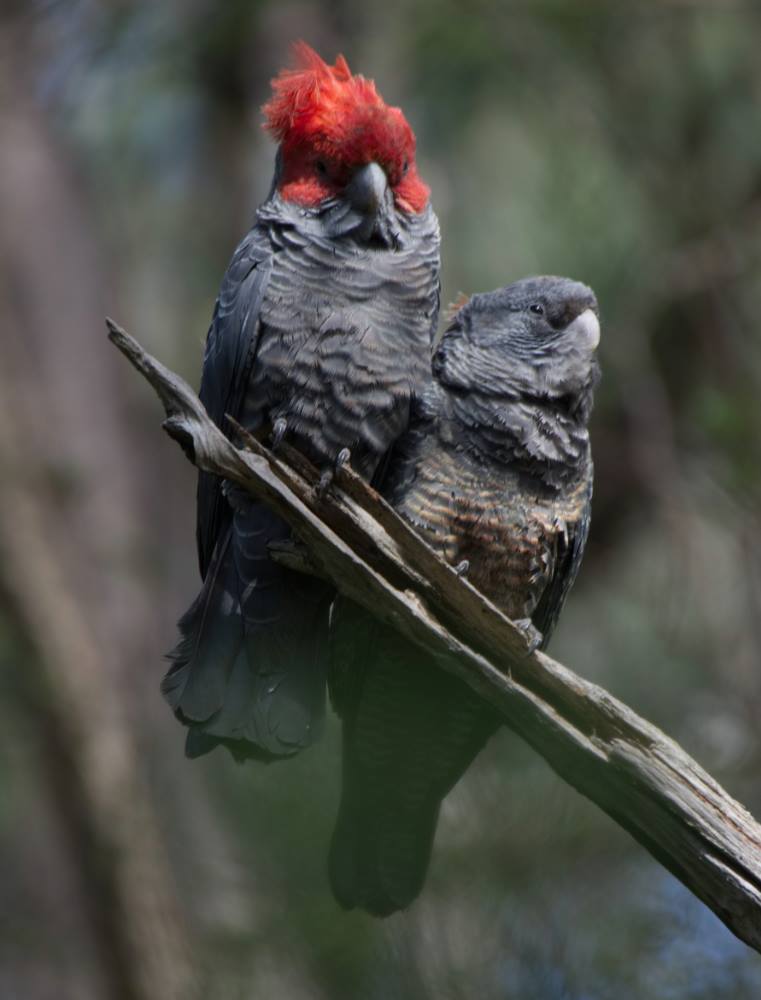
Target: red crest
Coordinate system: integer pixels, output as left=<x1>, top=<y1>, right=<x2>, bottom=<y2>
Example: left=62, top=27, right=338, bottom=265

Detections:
left=262, top=43, right=429, bottom=213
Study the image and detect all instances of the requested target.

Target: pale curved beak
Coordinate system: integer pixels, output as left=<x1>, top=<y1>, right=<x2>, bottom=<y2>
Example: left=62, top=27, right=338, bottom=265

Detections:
left=566, top=308, right=600, bottom=350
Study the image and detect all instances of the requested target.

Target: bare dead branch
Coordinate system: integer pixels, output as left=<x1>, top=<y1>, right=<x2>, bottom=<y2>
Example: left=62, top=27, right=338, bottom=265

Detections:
left=107, top=318, right=761, bottom=955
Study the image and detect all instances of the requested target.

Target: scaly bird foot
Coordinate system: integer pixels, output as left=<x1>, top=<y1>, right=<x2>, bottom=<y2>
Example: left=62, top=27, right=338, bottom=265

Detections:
left=316, top=448, right=352, bottom=498
left=270, top=417, right=288, bottom=452
left=316, top=468, right=334, bottom=498
left=514, top=617, right=543, bottom=654
left=454, top=560, right=470, bottom=577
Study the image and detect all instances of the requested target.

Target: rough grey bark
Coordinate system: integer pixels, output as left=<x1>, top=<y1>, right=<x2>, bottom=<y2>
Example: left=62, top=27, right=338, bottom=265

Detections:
left=108, top=319, right=761, bottom=955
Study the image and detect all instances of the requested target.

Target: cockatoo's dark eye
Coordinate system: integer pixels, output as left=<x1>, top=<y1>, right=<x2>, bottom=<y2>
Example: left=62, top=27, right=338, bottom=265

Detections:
left=315, top=160, right=329, bottom=177
left=530, top=303, right=544, bottom=316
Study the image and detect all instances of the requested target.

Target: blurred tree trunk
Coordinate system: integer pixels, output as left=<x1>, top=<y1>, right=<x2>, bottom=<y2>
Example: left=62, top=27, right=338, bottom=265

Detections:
left=0, top=18, right=197, bottom=1000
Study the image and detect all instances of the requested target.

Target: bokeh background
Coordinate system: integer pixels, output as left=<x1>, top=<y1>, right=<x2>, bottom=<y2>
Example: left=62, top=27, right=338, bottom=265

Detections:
left=2, top=2, right=761, bottom=998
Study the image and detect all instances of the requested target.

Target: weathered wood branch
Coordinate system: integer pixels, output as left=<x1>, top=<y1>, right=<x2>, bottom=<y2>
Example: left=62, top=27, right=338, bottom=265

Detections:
left=107, top=318, right=761, bottom=954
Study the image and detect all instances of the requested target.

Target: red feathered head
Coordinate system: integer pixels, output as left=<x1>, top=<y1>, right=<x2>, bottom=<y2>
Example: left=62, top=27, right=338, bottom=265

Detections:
left=262, top=43, right=429, bottom=214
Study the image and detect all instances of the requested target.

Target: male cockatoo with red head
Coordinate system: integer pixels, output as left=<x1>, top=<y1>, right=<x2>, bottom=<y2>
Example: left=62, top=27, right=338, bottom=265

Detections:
left=163, top=44, right=440, bottom=762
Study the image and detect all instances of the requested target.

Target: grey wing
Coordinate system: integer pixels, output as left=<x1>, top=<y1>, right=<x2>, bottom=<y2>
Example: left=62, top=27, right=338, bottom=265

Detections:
left=374, top=384, right=439, bottom=503
left=166, top=223, right=332, bottom=762
left=531, top=472, right=593, bottom=648
left=196, top=226, right=273, bottom=578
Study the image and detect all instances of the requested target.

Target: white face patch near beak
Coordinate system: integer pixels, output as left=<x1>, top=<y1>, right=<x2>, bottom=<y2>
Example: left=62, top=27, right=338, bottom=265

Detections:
left=566, top=308, right=600, bottom=350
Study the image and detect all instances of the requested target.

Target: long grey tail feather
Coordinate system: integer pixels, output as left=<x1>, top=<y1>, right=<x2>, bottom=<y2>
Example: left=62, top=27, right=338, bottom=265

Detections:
left=329, top=626, right=499, bottom=915
left=163, top=496, right=331, bottom=761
